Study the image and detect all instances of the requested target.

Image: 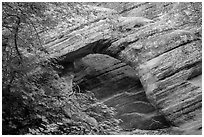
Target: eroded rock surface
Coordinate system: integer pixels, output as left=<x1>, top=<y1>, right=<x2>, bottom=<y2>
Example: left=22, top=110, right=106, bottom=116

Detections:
left=43, top=2, right=202, bottom=134
left=73, top=54, right=169, bottom=130
left=112, top=2, right=202, bottom=134
left=138, top=36, right=202, bottom=133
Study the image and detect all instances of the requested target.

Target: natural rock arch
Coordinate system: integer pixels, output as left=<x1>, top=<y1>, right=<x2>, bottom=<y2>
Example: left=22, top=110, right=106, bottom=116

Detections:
left=60, top=52, right=171, bottom=130
left=44, top=2, right=202, bottom=134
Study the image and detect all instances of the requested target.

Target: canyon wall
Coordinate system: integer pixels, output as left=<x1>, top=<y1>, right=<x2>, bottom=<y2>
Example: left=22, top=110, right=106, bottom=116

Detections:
left=43, top=2, right=202, bottom=134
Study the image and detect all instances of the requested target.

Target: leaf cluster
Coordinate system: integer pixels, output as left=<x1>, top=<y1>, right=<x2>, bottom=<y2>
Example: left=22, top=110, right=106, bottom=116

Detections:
left=2, top=2, right=122, bottom=135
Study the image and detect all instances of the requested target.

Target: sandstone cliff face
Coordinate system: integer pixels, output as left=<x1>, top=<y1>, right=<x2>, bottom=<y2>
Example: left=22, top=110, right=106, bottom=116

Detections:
left=110, top=2, right=202, bottom=134
left=43, top=2, right=202, bottom=134
left=73, top=54, right=169, bottom=129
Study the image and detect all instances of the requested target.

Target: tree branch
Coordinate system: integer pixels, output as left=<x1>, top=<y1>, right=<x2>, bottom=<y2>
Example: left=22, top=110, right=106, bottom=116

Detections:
left=3, top=13, right=23, bottom=60
left=13, top=15, right=22, bottom=60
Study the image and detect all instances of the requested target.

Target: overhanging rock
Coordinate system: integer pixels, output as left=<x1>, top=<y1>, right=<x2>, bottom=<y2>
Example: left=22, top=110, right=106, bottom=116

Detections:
left=43, top=2, right=202, bottom=134
left=73, top=54, right=170, bottom=130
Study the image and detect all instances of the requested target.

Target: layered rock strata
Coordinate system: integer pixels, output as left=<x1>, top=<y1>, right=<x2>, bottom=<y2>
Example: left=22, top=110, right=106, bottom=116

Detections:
left=73, top=54, right=169, bottom=129
left=42, top=2, right=202, bottom=134
left=107, top=2, right=202, bottom=134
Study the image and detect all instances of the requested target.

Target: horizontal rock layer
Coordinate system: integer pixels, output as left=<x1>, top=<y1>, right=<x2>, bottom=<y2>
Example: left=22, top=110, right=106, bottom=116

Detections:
left=43, top=2, right=202, bottom=134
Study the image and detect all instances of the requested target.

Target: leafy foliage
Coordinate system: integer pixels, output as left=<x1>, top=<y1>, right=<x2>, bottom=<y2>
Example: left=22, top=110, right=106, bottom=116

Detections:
left=2, top=2, right=122, bottom=135
left=2, top=64, right=121, bottom=134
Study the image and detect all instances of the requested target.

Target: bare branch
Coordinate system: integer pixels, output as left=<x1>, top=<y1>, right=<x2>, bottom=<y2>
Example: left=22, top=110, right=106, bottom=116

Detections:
left=3, top=13, right=23, bottom=60
left=13, top=15, right=22, bottom=60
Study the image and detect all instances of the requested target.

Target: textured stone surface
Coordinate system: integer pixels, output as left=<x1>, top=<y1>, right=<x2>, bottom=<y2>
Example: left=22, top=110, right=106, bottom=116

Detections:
left=120, top=3, right=202, bottom=134
left=43, top=2, right=202, bottom=134
left=138, top=40, right=201, bottom=129
left=72, top=54, right=168, bottom=130
left=74, top=54, right=141, bottom=99
left=97, top=4, right=202, bottom=133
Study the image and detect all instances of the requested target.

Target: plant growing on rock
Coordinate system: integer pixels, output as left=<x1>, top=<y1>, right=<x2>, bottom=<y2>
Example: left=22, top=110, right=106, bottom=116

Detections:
left=2, top=2, right=122, bottom=135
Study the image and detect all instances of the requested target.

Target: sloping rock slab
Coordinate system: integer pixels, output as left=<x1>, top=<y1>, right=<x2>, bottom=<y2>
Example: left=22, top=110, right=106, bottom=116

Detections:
left=138, top=40, right=202, bottom=133
left=44, top=14, right=154, bottom=61
left=133, top=17, right=202, bottom=135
